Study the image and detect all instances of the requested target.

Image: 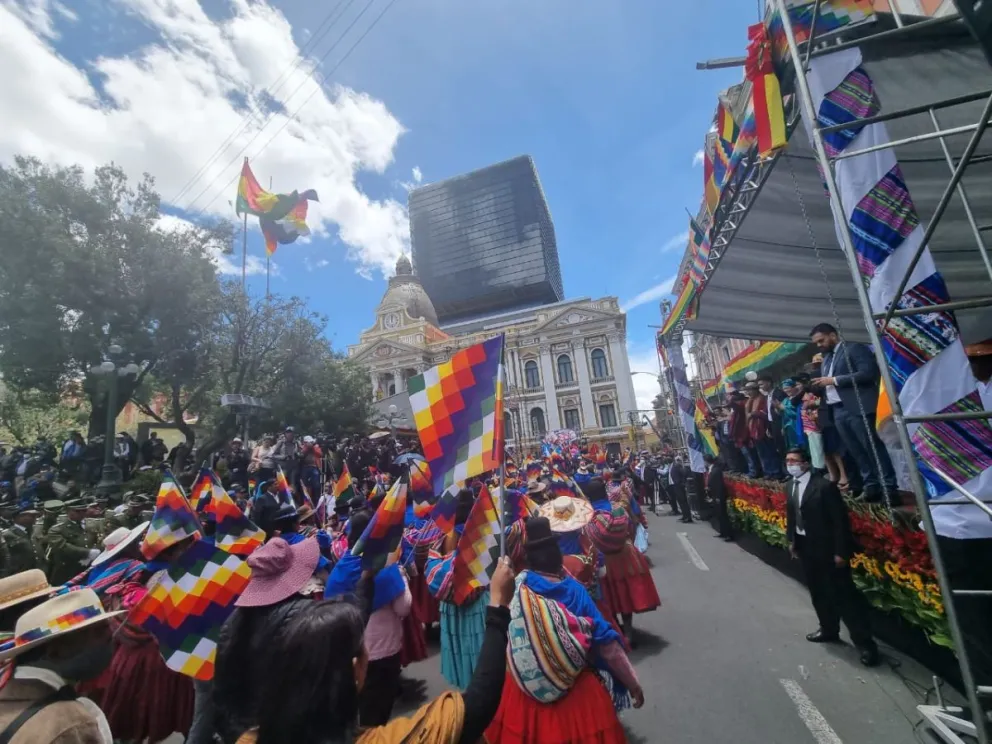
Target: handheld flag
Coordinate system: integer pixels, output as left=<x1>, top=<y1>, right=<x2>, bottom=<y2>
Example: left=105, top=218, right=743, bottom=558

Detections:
left=189, top=469, right=212, bottom=513
left=452, top=485, right=501, bottom=605
left=352, top=479, right=408, bottom=571
left=140, top=473, right=201, bottom=560
left=501, top=486, right=537, bottom=526
left=408, top=335, right=505, bottom=496
left=332, top=466, right=356, bottom=507
left=431, top=482, right=462, bottom=535
left=409, top=460, right=434, bottom=518
left=131, top=539, right=250, bottom=680
left=275, top=468, right=294, bottom=504
left=202, top=471, right=265, bottom=555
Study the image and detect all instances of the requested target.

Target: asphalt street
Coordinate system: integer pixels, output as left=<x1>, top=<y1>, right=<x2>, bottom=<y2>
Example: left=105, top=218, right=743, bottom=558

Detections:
left=398, top=509, right=936, bottom=743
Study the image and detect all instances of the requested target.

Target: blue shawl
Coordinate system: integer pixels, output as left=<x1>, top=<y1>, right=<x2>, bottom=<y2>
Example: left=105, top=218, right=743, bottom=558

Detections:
left=522, top=571, right=628, bottom=708
left=324, top=551, right=406, bottom=612
left=590, top=499, right=612, bottom=514
left=556, top=529, right=583, bottom=557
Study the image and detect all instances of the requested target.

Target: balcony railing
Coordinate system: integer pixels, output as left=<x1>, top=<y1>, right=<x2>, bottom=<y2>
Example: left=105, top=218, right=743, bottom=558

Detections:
left=555, top=380, right=578, bottom=390
left=590, top=375, right=615, bottom=384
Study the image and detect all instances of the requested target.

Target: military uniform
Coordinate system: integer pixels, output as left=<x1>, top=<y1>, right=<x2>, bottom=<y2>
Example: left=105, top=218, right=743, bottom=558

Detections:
left=32, top=500, right=64, bottom=578
left=106, top=510, right=145, bottom=531
left=45, top=511, right=94, bottom=586
left=1, top=523, right=41, bottom=576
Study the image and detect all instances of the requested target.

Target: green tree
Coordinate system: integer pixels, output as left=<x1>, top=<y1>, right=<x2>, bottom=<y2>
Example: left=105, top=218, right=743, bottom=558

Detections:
left=0, top=157, right=230, bottom=437
left=0, top=387, right=90, bottom=446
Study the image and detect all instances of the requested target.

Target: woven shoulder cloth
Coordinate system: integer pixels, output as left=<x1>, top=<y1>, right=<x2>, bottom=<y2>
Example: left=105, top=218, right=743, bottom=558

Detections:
left=507, top=572, right=593, bottom=704
left=583, top=511, right=629, bottom=556
left=425, top=549, right=454, bottom=603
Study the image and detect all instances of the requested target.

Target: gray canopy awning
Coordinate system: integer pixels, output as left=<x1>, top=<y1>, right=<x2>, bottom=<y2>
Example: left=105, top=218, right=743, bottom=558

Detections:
left=686, top=20, right=992, bottom=345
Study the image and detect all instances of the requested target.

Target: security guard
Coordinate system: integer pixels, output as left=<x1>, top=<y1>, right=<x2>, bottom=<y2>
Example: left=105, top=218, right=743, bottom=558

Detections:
left=45, top=498, right=99, bottom=585
left=32, top=500, right=64, bottom=577
left=1, top=506, right=42, bottom=576
left=107, top=493, right=148, bottom=531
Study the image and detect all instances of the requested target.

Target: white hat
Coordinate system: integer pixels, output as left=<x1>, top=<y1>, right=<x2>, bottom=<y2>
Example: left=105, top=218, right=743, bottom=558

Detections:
left=538, top=496, right=593, bottom=533
left=232, top=437, right=243, bottom=444
left=0, top=570, right=56, bottom=612
left=0, top=589, right=123, bottom=661
left=303, top=435, right=315, bottom=444
left=91, top=522, right=150, bottom=567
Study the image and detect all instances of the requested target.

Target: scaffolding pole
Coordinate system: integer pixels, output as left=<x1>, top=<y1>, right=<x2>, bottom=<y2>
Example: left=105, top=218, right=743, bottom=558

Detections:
left=772, top=3, right=991, bottom=742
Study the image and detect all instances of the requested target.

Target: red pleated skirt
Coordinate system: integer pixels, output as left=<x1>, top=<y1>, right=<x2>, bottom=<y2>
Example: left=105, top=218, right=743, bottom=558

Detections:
left=400, top=609, right=428, bottom=667
left=409, top=568, right=440, bottom=627
left=602, top=543, right=661, bottom=615
left=484, top=669, right=627, bottom=744
left=102, top=635, right=195, bottom=742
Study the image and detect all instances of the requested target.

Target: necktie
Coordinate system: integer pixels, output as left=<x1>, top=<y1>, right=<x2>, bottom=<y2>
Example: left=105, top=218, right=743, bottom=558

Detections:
left=793, top=480, right=805, bottom=534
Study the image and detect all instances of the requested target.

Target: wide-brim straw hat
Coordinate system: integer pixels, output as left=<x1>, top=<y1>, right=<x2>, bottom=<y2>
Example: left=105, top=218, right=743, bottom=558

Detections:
left=0, top=588, right=123, bottom=661
left=91, top=522, right=150, bottom=568
left=0, top=570, right=56, bottom=613
left=235, top=537, right=320, bottom=608
left=526, top=480, right=547, bottom=495
left=538, top=496, right=593, bottom=533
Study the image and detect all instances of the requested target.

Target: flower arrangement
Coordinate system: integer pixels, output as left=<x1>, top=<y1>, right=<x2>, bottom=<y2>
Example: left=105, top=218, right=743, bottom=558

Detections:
left=725, top=474, right=951, bottom=648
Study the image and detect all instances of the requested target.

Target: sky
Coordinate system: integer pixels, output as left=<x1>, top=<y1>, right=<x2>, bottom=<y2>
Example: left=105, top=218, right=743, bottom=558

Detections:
left=0, top=0, right=759, bottom=411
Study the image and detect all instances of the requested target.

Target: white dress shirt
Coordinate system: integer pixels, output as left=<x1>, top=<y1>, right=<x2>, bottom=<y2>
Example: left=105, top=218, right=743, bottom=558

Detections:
left=793, top=469, right=812, bottom=536
left=824, top=344, right=842, bottom=405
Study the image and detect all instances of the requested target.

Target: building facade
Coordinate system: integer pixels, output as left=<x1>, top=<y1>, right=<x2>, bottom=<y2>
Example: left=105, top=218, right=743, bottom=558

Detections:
left=408, top=155, right=563, bottom=325
left=349, top=257, right=638, bottom=451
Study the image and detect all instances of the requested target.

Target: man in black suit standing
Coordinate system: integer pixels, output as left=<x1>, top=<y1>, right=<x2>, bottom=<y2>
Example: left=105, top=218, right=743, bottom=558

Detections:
left=809, top=322, right=896, bottom=502
left=785, top=448, right=879, bottom=666
left=669, top=456, right=692, bottom=523
left=706, top=454, right=733, bottom=541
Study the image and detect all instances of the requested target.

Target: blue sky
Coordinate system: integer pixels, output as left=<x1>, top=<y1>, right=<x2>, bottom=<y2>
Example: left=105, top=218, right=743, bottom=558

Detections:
left=0, top=0, right=759, bottom=408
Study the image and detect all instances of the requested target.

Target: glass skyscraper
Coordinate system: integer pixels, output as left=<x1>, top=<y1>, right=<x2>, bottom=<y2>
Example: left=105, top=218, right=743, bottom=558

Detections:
left=408, top=155, right=564, bottom=326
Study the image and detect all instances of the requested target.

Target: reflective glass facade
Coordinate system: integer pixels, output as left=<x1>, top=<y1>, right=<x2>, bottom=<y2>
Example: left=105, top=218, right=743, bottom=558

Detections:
left=409, top=155, right=563, bottom=325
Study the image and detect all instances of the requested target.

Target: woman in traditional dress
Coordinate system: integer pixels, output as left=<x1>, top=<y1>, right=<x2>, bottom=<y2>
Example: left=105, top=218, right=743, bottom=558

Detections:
left=584, top=477, right=660, bottom=646
left=484, top=517, right=643, bottom=744
left=427, top=488, right=489, bottom=690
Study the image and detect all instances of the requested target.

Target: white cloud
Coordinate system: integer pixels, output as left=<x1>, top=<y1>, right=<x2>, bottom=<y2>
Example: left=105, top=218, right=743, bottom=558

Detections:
left=626, top=344, right=663, bottom=413
left=661, top=230, right=689, bottom=254
left=620, top=274, right=676, bottom=313
left=155, top=213, right=271, bottom=277
left=411, top=166, right=422, bottom=183
left=0, top=0, right=409, bottom=278
left=692, top=149, right=704, bottom=167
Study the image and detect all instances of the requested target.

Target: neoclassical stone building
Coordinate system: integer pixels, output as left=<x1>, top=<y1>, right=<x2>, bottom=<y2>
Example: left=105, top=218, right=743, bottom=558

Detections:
left=349, top=257, right=638, bottom=450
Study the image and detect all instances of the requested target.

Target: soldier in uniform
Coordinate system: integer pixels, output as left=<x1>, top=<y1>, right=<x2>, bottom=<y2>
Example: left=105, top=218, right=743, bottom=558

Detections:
left=32, top=500, right=64, bottom=577
left=84, top=495, right=111, bottom=548
left=45, top=498, right=99, bottom=585
left=106, top=493, right=148, bottom=532
left=1, top=506, right=42, bottom=576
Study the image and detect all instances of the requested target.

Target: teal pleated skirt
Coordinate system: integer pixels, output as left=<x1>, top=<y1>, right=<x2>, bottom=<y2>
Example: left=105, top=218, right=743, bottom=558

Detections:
left=439, top=589, right=489, bottom=690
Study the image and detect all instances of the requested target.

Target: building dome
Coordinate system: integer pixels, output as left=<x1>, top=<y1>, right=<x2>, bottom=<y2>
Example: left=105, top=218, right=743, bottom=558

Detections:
left=379, top=255, right=438, bottom=326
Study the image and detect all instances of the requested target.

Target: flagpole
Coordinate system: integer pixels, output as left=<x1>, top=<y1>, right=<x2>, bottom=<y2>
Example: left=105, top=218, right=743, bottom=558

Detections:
left=241, top=211, right=248, bottom=291
left=498, top=335, right=507, bottom=557
left=267, top=176, right=273, bottom=300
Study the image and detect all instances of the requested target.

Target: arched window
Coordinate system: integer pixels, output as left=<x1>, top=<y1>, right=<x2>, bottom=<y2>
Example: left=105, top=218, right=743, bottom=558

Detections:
left=503, top=411, right=513, bottom=439
left=530, top=407, right=546, bottom=436
left=590, top=348, right=609, bottom=379
left=557, top=354, right=574, bottom=384
left=524, top=360, right=541, bottom=388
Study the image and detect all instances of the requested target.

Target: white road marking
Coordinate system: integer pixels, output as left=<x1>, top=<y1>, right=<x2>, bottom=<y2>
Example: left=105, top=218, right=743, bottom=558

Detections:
left=676, top=531, right=709, bottom=571
left=780, top=679, right=844, bottom=744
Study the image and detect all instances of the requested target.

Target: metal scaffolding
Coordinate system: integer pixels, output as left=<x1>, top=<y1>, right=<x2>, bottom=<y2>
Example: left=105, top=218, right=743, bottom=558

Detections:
left=771, top=3, right=992, bottom=742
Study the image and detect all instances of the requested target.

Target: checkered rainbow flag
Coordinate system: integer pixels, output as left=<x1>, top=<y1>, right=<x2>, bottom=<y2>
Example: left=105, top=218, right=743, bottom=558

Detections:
left=409, top=335, right=505, bottom=496
left=131, top=538, right=250, bottom=680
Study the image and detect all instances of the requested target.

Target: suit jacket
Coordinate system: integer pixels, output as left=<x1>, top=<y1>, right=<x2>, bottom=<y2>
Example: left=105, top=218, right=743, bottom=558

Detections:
left=707, top=463, right=727, bottom=503
left=669, top=462, right=686, bottom=487
left=820, top=342, right=881, bottom=414
left=786, top=473, right=856, bottom=561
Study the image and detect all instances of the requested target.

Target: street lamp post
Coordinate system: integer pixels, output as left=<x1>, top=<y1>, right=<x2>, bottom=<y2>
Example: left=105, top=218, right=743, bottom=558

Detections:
left=89, top=344, right=140, bottom=499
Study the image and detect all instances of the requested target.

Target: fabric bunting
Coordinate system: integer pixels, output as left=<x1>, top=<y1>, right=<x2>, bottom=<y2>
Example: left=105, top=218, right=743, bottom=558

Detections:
left=201, top=471, right=265, bottom=556
left=804, top=48, right=992, bottom=505
left=694, top=399, right=718, bottom=457
left=131, top=539, right=250, bottom=681
left=452, top=485, right=501, bottom=605
left=746, top=23, right=787, bottom=157
left=665, top=339, right=705, bottom=474
left=702, top=144, right=721, bottom=214
left=659, top=280, right=698, bottom=336
left=352, top=479, right=408, bottom=571
left=409, top=335, right=505, bottom=495
left=716, top=102, right=740, bottom=145
left=140, top=474, right=201, bottom=561
left=721, top=341, right=808, bottom=384
left=767, top=0, right=875, bottom=66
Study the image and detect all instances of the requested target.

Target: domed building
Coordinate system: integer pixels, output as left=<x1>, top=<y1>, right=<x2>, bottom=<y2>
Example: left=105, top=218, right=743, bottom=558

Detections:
left=349, top=256, right=639, bottom=453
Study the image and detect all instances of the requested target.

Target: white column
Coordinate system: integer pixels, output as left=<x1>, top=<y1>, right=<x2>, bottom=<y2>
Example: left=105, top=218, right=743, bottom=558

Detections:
left=538, top=345, right=561, bottom=430
left=369, top=371, right=379, bottom=401
left=572, top=341, right=596, bottom=432
left=397, top=368, right=407, bottom=393
left=608, top=333, right=635, bottom=417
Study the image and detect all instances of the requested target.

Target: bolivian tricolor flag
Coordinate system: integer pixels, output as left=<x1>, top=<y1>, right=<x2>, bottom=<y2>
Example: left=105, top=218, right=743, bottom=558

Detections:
left=746, top=22, right=787, bottom=157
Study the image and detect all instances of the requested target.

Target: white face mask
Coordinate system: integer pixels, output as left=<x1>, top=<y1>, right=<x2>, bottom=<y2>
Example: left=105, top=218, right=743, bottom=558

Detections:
left=786, top=464, right=805, bottom=478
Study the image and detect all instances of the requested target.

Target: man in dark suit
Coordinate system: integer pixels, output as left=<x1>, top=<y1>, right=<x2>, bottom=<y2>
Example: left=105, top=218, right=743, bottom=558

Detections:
left=785, top=448, right=879, bottom=666
left=810, top=322, right=896, bottom=502
left=706, top=454, right=733, bottom=541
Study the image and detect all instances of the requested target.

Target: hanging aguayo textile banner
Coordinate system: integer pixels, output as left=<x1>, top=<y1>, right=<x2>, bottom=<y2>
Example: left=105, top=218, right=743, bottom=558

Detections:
left=801, top=49, right=992, bottom=534
left=664, top=338, right=705, bottom=474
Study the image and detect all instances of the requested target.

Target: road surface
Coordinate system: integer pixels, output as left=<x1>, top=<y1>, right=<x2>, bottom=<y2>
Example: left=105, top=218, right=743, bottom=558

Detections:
left=398, top=509, right=935, bottom=743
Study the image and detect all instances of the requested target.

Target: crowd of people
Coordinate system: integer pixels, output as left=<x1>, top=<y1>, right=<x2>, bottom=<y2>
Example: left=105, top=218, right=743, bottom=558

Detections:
left=0, top=424, right=665, bottom=744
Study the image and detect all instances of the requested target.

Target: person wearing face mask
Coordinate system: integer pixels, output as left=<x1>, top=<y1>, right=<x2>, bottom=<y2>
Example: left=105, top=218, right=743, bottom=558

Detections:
left=0, top=589, right=118, bottom=743
left=784, top=448, right=879, bottom=667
